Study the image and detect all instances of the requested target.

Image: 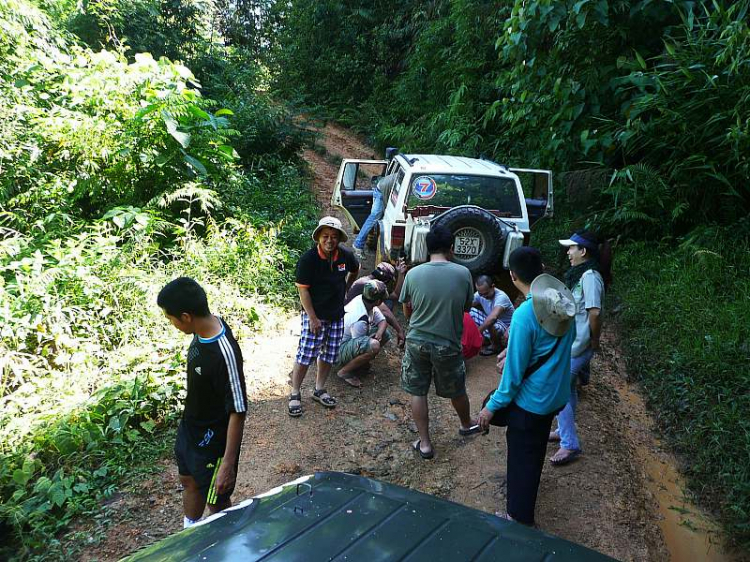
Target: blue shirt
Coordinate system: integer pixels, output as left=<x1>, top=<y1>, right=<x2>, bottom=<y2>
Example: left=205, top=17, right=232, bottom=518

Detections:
left=486, top=294, right=575, bottom=415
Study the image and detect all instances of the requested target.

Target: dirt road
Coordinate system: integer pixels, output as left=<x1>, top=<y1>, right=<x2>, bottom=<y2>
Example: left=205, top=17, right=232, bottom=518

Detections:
left=78, top=120, right=734, bottom=561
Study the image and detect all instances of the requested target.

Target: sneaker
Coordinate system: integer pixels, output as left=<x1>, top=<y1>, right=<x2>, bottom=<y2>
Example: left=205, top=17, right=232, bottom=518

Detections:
left=353, top=247, right=365, bottom=260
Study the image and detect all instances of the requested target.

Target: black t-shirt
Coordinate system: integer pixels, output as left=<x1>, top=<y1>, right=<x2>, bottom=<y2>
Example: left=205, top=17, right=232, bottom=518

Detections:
left=295, top=245, right=359, bottom=320
left=182, top=319, right=247, bottom=455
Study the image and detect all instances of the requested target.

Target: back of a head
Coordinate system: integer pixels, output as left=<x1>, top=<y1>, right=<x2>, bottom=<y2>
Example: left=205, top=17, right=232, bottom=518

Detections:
left=426, top=225, right=453, bottom=255
left=157, top=277, right=210, bottom=318
left=509, top=246, right=543, bottom=284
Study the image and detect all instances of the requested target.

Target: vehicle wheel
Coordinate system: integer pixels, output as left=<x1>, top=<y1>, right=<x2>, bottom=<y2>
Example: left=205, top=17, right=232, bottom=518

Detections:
left=431, top=205, right=507, bottom=275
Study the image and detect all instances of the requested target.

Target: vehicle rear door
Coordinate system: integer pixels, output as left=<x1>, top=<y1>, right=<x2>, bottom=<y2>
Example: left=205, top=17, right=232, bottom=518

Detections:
left=509, top=168, right=553, bottom=226
left=331, top=159, right=387, bottom=229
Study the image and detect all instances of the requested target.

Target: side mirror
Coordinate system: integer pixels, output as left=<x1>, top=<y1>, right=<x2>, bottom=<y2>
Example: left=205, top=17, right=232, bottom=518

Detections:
left=385, top=147, right=399, bottom=161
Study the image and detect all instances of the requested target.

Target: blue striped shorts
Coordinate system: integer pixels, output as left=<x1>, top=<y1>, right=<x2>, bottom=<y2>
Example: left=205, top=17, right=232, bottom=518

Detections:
left=295, top=313, right=344, bottom=366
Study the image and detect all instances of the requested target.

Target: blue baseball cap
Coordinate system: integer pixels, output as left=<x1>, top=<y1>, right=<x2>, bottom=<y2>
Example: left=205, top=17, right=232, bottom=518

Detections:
left=559, top=231, right=598, bottom=251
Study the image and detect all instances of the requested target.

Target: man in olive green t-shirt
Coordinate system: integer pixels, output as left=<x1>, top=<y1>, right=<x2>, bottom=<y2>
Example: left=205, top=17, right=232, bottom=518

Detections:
left=399, top=225, right=481, bottom=460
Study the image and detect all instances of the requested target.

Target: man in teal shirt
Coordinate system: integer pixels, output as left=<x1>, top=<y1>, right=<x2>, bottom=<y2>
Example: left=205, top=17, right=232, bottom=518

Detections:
left=400, top=226, right=480, bottom=460
left=478, top=247, right=575, bottom=526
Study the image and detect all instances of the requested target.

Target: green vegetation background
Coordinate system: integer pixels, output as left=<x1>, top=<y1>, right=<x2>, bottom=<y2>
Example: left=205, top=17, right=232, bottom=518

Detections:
left=1, top=0, right=749, bottom=558
left=267, top=0, right=750, bottom=551
left=0, top=0, right=319, bottom=558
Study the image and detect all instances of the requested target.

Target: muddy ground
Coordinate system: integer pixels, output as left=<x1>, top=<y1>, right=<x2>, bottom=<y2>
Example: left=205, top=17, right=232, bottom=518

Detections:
left=76, top=120, right=729, bottom=562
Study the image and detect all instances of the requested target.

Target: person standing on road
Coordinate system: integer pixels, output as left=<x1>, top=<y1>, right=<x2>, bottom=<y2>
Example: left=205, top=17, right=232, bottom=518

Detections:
left=157, top=277, right=247, bottom=528
left=351, top=172, right=399, bottom=260
left=478, top=247, right=576, bottom=526
left=549, top=231, right=609, bottom=466
left=400, top=225, right=482, bottom=460
left=289, top=216, right=359, bottom=417
left=470, top=274, right=515, bottom=355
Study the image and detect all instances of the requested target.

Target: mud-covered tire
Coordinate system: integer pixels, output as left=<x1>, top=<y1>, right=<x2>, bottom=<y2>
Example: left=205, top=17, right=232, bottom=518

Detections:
left=432, top=205, right=506, bottom=275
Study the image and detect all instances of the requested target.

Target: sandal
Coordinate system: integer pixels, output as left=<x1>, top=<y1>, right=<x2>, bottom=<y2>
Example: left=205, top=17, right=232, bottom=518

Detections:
left=459, top=424, right=483, bottom=437
left=312, top=388, right=337, bottom=408
left=337, top=371, right=362, bottom=388
left=549, top=447, right=582, bottom=466
left=288, top=393, right=302, bottom=418
left=412, top=439, right=434, bottom=460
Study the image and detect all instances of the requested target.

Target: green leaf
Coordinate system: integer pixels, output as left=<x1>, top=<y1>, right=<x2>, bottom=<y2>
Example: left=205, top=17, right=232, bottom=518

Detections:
left=184, top=154, right=207, bottom=176
left=634, top=50, right=647, bottom=70
left=187, top=105, right=210, bottom=120
left=215, top=108, right=234, bottom=116
left=135, top=104, right=159, bottom=120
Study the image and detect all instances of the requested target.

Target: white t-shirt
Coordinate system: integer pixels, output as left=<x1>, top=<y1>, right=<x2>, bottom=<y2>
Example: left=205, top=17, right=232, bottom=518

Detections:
left=343, top=296, right=386, bottom=342
left=572, top=269, right=605, bottom=357
left=472, top=288, right=515, bottom=328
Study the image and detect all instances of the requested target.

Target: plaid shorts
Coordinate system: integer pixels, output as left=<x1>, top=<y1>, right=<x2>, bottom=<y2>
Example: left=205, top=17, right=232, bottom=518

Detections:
left=295, top=313, right=344, bottom=366
left=469, top=307, right=509, bottom=338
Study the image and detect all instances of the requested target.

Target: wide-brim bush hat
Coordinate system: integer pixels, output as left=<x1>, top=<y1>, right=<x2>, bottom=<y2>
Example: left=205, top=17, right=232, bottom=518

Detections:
left=312, top=216, right=348, bottom=243
left=558, top=231, right=598, bottom=251
left=362, top=279, right=388, bottom=303
left=530, top=274, right=576, bottom=337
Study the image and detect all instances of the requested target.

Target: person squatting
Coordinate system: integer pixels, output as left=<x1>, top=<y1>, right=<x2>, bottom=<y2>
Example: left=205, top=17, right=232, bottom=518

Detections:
left=158, top=219, right=609, bottom=529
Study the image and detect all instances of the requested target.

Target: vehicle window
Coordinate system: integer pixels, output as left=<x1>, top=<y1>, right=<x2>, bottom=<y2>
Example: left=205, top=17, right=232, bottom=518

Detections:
left=406, top=174, right=522, bottom=217
left=342, top=162, right=387, bottom=191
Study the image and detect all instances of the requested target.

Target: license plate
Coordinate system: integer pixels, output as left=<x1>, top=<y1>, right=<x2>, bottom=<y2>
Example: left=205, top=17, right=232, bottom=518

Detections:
left=455, top=236, right=480, bottom=256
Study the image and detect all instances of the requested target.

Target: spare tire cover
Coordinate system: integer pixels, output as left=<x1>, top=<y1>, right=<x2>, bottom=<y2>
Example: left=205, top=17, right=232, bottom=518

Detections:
left=432, top=205, right=506, bottom=274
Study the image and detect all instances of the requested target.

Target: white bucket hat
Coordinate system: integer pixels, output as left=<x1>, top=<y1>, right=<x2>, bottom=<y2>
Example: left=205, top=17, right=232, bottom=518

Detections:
left=312, top=216, right=348, bottom=243
left=530, top=274, right=576, bottom=337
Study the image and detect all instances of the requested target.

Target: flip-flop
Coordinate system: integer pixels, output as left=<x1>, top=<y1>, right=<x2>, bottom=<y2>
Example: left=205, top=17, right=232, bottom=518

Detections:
left=459, top=424, right=483, bottom=436
left=337, top=372, right=362, bottom=388
left=549, top=448, right=582, bottom=466
left=412, top=439, right=434, bottom=460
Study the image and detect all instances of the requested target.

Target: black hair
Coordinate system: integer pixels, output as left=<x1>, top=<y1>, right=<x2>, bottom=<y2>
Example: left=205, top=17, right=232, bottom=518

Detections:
left=475, top=274, right=494, bottom=288
left=371, top=268, right=388, bottom=282
left=508, top=246, right=543, bottom=284
left=157, top=277, right=210, bottom=318
left=575, top=230, right=613, bottom=289
left=426, top=225, right=453, bottom=255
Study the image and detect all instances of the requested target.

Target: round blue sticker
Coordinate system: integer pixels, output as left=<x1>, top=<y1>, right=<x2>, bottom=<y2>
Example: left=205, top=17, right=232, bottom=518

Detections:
left=412, top=176, right=437, bottom=200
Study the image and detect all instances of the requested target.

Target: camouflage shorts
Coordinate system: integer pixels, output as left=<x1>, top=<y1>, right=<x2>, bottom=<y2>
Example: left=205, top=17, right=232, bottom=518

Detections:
left=401, top=340, right=466, bottom=399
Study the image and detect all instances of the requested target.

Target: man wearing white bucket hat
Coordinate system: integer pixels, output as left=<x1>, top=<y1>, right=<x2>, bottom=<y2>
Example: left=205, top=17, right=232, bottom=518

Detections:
left=478, top=246, right=576, bottom=527
left=289, top=216, right=360, bottom=417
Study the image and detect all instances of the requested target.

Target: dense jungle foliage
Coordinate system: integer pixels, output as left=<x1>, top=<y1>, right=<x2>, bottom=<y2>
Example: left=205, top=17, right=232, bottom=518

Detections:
left=0, top=0, right=316, bottom=558
left=267, top=0, right=750, bottom=549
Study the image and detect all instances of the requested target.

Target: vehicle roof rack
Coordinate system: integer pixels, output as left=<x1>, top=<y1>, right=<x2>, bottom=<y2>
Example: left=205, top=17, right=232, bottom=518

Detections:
left=479, top=154, right=508, bottom=170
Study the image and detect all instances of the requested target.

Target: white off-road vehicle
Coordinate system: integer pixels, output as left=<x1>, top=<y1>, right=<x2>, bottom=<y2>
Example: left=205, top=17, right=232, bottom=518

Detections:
left=332, top=150, right=553, bottom=279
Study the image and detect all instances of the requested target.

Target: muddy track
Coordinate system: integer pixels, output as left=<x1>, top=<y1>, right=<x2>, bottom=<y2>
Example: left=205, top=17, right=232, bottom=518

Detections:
left=76, top=119, right=727, bottom=562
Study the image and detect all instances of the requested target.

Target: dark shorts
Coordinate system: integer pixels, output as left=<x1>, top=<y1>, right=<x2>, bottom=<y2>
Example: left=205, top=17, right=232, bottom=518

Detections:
left=401, top=339, right=466, bottom=399
left=175, top=422, right=236, bottom=505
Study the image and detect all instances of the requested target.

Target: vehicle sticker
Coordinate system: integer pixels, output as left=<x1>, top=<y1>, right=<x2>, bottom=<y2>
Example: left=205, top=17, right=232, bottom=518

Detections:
left=412, top=176, right=437, bottom=200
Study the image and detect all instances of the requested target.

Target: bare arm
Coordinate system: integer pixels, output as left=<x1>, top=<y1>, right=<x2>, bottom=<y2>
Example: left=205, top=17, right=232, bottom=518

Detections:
left=345, top=268, right=359, bottom=293
left=379, top=303, right=405, bottom=345
left=214, top=412, right=246, bottom=495
left=479, top=305, right=505, bottom=332
left=297, top=286, right=321, bottom=333
left=588, top=307, right=602, bottom=351
left=402, top=302, right=412, bottom=321
left=373, top=319, right=387, bottom=341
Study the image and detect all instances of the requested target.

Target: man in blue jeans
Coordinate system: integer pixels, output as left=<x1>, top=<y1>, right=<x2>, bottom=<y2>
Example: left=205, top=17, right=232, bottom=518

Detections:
left=478, top=247, right=576, bottom=526
left=352, top=173, right=398, bottom=259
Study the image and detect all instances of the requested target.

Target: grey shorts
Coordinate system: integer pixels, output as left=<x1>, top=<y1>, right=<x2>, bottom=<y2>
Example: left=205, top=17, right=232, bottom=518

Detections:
left=401, top=340, right=466, bottom=398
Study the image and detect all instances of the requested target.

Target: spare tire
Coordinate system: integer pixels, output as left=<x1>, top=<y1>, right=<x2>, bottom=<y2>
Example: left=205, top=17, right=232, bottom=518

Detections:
left=431, top=205, right=507, bottom=275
